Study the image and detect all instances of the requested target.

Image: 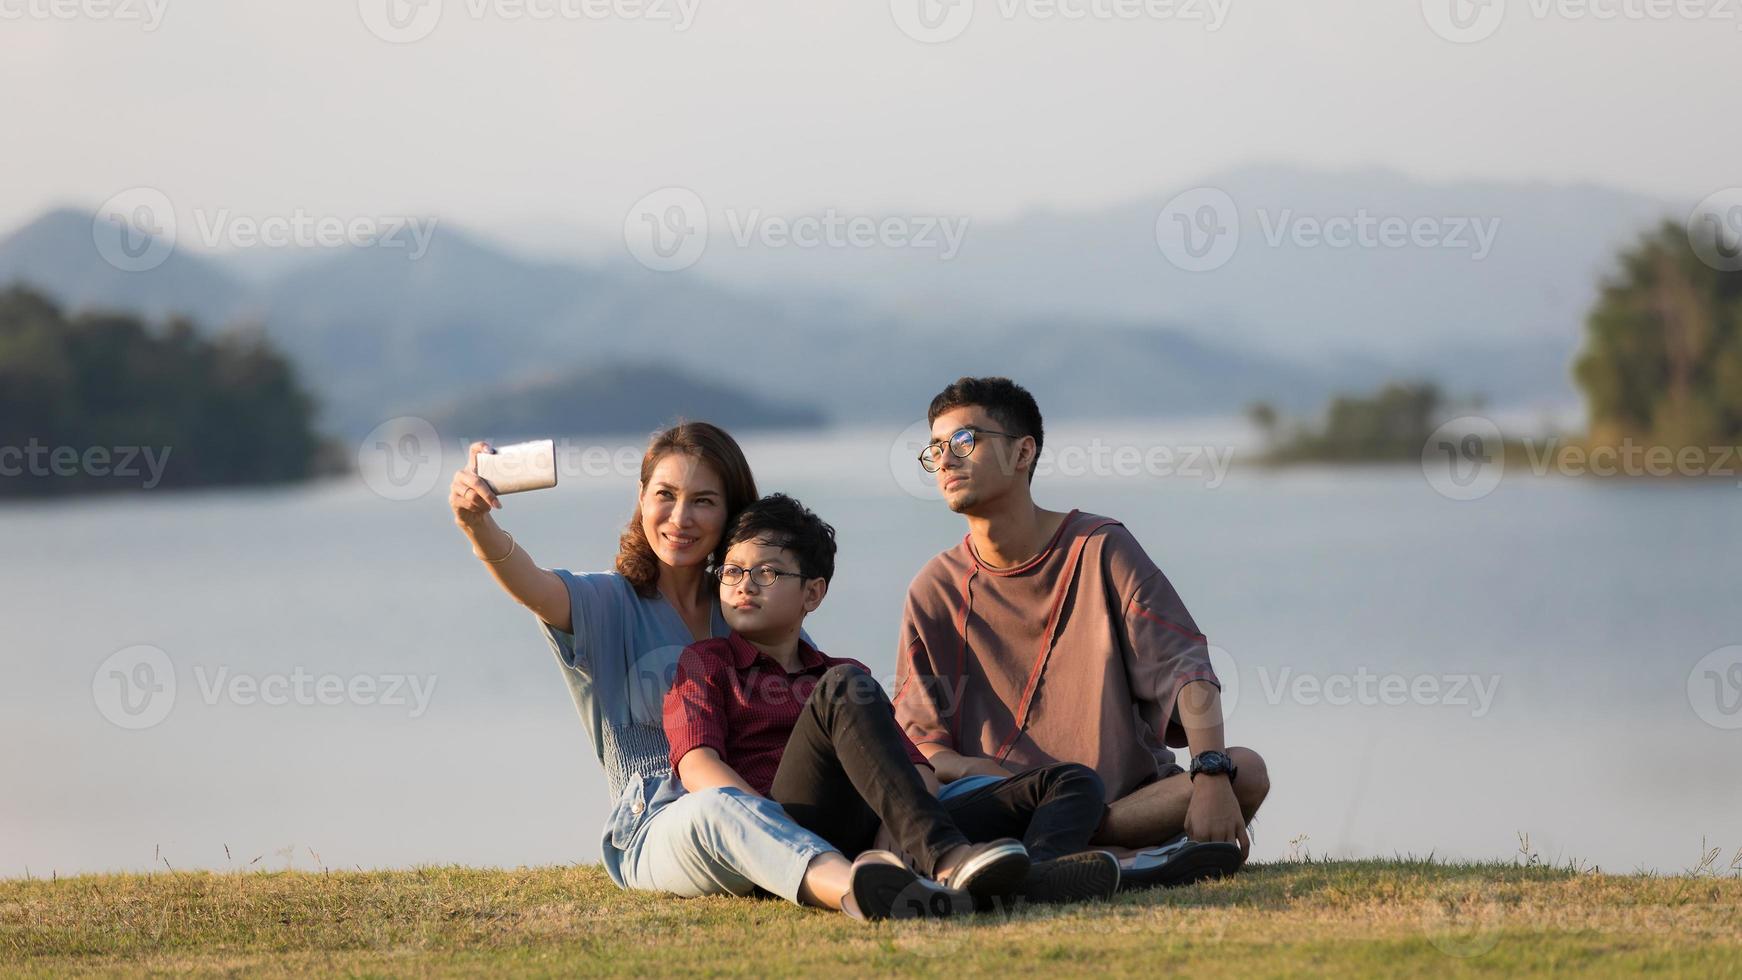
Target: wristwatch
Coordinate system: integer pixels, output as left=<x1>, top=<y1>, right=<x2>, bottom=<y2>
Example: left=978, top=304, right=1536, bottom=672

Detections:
left=1189, top=750, right=1238, bottom=782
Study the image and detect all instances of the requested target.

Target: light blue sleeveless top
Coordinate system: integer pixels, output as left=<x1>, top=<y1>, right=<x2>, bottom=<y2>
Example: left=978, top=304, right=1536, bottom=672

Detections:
left=536, top=569, right=731, bottom=800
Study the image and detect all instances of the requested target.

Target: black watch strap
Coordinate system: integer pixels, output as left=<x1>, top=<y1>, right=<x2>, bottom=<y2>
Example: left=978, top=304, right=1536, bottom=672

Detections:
left=1189, top=750, right=1238, bottom=781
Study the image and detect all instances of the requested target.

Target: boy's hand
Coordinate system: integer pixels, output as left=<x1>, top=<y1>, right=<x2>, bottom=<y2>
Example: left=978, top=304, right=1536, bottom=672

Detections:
left=919, top=765, right=943, bottom=797
left=917, top=745, right=1015, bottom=782
left=1184, top=775, right=1250, bottom=859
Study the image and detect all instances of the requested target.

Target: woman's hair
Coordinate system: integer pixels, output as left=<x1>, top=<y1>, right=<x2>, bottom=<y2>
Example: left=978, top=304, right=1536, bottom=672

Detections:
left=615, top=421, right=758, bottom=599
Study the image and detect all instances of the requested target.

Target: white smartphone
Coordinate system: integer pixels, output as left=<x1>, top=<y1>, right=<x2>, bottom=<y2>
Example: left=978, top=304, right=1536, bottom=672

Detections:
left=474, top=439, right=558, bottom=494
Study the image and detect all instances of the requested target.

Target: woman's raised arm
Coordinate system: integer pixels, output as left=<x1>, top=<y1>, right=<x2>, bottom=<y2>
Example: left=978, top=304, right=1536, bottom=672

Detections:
left=451, top=440, right=572, bottom=633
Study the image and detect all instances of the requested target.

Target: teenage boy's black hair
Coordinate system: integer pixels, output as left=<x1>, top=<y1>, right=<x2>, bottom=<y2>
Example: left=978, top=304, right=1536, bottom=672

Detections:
left=927, top=376, right=1045, bottom=484
left=724, top=493, right=837, bottom=584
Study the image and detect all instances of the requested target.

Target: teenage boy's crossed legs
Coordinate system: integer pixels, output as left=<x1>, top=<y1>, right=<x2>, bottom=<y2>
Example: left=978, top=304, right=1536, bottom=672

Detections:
left=771, top=664, right=1118, bottom=907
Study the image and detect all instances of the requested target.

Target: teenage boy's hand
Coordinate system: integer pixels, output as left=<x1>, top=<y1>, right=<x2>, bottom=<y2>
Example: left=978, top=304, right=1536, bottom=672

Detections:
left=1184, top=775, right=1250, bottom=859
left=957, top=755, right=1016, bottom=779
left=925, top=746, right=1016, bottom=782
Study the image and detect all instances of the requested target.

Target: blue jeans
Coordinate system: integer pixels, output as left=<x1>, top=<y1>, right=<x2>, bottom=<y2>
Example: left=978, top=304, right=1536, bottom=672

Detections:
left=605, top=771, right=834, bottom=905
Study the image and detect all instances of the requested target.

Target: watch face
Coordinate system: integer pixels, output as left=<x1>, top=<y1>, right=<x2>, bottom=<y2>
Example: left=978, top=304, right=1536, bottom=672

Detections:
left=1198, top=751, right=1228, bottom=772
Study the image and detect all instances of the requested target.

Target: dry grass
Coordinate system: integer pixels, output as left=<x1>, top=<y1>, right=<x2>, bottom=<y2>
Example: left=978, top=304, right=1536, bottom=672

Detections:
left=4, top=857, right=1741, bottom=977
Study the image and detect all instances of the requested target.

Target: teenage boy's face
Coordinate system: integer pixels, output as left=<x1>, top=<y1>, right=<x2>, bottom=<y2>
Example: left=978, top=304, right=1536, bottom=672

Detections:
left=929, top=406, right=1032, bottom=514
left=718, top=538, right=827, bottom=637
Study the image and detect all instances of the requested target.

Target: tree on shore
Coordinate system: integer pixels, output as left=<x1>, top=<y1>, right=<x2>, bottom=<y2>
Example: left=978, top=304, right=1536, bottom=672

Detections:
left=0, top=286, right=326, bottom=497
left=1575, top=219, right=1742, bottom=450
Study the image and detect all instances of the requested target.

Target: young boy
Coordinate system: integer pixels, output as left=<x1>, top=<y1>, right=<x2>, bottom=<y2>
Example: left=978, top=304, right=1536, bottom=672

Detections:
left=662, top=493, right=1119, bottom=920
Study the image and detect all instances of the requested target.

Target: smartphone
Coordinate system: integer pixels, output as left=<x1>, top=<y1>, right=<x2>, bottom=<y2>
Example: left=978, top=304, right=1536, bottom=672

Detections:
left=474, top=439, right=558, bottom=494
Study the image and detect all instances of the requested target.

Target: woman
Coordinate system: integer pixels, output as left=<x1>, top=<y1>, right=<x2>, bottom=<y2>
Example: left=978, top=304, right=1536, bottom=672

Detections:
left=448, top=422, right=892, bottom=915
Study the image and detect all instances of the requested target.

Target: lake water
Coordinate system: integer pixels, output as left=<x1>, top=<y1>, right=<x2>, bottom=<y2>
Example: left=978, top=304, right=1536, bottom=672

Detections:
left=3, top=420, right=1739, bottom=878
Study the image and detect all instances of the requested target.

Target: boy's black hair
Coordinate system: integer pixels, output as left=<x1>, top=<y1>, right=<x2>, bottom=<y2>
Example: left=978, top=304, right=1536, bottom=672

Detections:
left=724, top=493, right=837, bottom=584
left=926, top=376, right=1045, bottom=483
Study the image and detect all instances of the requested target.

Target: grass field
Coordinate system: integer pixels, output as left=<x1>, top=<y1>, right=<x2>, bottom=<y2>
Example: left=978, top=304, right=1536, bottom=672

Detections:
left=4, top=855, right=1741, bottom=977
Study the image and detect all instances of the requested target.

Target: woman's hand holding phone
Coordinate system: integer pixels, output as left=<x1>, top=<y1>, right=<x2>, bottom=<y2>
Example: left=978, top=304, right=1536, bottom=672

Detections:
left=450, top=440, right=503, bottom=529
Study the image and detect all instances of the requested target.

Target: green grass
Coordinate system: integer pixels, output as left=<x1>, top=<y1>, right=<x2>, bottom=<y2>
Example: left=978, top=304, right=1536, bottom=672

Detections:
left=4, top=858, right=1740, bottom=977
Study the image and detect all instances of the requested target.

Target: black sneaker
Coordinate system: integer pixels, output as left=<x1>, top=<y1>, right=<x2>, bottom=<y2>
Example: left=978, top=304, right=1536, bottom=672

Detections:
left=1020, top=850, right=1121, bottom=905
left=1119, top=834, right=1243, bottom=890
left=842, top=850, right=969, bottom=921
left=937, top=838, right=1031, bottom=911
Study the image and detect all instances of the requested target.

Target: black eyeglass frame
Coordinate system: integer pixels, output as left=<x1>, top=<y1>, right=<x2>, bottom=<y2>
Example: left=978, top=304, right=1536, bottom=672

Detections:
left=711, top=563, right=810, bottom=587
left=918, top=426, right=1026, bottom=473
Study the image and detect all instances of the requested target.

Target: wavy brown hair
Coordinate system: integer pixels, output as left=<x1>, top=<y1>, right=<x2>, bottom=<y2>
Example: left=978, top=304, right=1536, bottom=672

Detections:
left=615, top=421, right=758, bottom=600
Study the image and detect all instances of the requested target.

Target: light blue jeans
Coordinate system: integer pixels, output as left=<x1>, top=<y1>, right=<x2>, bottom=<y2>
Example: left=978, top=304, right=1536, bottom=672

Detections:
left=606, top=772, right=835, bottom=905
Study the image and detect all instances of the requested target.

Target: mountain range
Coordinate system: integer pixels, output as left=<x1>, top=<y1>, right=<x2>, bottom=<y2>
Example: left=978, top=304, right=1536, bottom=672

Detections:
left=0, top=165, right=1681, bottom=440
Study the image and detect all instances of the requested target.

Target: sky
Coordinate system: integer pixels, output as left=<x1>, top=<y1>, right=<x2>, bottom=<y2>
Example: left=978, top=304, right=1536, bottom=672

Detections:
left=3, top=0, right=1738, bottom=250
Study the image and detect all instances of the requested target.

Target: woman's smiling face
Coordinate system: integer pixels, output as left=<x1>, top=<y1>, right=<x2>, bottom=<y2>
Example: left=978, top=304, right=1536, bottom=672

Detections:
left=639, top=452, right=727, bottom=570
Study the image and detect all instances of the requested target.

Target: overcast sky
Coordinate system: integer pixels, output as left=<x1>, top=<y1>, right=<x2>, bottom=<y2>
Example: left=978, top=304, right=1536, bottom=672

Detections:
left=4, top=0, right=1737, bottom=249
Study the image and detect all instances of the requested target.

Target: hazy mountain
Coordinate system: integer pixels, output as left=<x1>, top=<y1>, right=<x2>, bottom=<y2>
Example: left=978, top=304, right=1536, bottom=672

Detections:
left=0, top=208, right=252, bottom=328
left=675, top=163, right=1676, bottom=370
left=3, top=165, right=1629, bottom=440
left=425, top=363, right=826, bottom=440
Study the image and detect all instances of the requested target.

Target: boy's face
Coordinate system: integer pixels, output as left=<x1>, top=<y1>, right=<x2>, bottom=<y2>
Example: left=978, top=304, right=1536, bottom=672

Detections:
left=929, top=405, right=1033, bottom=514
left=717, top=538, right=827, bottom=636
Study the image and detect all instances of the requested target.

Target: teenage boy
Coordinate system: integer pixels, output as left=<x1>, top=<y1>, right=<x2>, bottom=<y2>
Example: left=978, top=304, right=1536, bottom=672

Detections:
left=663, top=493, right=1121, bottom=920
left=893, top=377, right=1272, bottom=888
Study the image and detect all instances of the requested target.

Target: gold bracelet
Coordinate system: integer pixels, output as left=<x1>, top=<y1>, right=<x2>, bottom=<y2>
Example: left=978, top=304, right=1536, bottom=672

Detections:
left=475, top=531, right=516, bottom=564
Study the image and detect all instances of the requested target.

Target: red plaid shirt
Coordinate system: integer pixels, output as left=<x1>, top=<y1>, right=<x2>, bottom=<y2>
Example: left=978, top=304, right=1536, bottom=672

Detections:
left=663, top=631, right=931, bottom=796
